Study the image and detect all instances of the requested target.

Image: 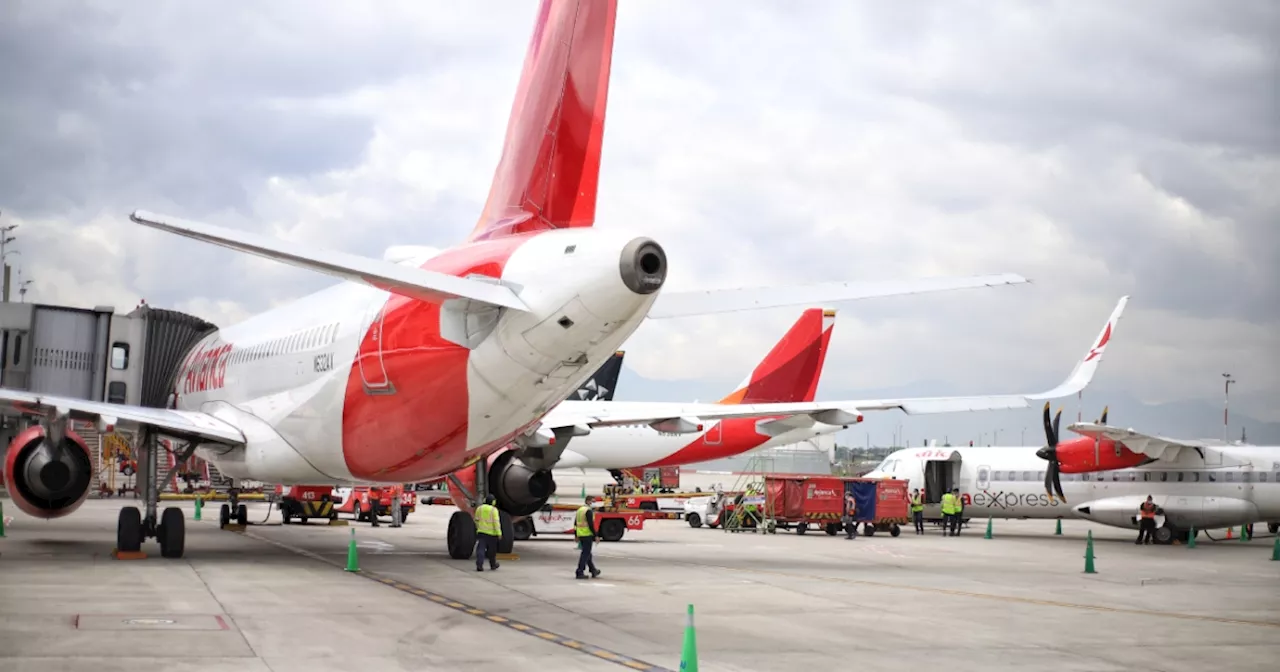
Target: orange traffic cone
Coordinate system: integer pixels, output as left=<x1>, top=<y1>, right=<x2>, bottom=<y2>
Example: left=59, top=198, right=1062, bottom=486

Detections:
left=1226, top=527, right=1233, bottom=540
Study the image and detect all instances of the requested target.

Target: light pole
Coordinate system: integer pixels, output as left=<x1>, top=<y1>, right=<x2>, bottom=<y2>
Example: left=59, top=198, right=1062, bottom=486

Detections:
left=1020, top=426, right=1027, bottom=445
left=1222, top=373, right=1235, bottom=442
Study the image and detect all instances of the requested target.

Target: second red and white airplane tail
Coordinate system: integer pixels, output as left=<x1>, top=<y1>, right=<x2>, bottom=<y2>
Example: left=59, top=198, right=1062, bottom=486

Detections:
left=718, top=308, right=836, bottom=405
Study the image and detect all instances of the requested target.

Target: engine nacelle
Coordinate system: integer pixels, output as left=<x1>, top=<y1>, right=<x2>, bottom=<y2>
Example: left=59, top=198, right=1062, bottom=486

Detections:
left=444, top=447, right=557, bottom=518
left=3, top=425, right=94, bottom=519
left=1055, top=436, right=1154, bottom=473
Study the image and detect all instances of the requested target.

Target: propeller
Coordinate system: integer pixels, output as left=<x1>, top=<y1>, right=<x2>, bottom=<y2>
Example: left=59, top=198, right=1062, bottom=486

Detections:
left=1093, top=405, right=1109, bottom=465
left=1034, top=402, right=1066, bottom=503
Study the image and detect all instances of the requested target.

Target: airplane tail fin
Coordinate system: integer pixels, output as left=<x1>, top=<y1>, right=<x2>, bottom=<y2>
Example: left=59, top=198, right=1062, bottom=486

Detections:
left=570, top=351, right=625, bottom=401
left=718, top=309, right=836, bottom=404
left=1026, top=295, right=1129, bottom=400
left=467, top=0, right=618, bottom=242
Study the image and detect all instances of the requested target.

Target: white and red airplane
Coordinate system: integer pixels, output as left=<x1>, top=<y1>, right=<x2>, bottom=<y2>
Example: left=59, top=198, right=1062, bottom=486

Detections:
left=0, top=0, right=1035, bottom=559
left=864, top=403, right=1280, bottom=543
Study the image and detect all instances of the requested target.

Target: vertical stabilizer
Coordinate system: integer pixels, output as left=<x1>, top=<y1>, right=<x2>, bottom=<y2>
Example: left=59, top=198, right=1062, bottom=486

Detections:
left=570, top=351, right=624, bottom=401
left=468, top=0, right=619, bottom=241
left=718, top=309, right=837, bottom=404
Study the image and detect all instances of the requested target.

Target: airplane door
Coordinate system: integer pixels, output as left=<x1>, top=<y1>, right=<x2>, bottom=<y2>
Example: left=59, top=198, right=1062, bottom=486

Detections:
left=704, top=421, right=721, bottom=445
left=358, top=298, right=395, bottom=395
left=976, top=465, right=991, bottom=491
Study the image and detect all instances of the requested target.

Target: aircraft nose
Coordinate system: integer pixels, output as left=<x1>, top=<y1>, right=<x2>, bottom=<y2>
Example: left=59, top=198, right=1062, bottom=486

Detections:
left=619, top=237, right=666, bottom=295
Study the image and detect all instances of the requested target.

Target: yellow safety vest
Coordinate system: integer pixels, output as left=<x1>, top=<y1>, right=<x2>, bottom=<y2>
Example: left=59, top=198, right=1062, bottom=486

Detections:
left=574, top=506, right=593, bottom=537
left=910, top=495, right=923, bottom=512
left=941, top=493, right=955, bottom=515
left=474, top=503, right=502, bottom=537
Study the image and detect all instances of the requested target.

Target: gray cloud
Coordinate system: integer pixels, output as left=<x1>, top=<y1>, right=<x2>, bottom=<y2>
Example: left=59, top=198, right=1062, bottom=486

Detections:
left=2, top=0, right=1277, bottom=430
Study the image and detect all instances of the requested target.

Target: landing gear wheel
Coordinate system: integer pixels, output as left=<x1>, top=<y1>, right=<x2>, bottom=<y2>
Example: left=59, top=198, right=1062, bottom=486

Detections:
left=158, top=507, right=185, bottom=559
left=1152, top=525, right=1176, bottom=545
left=235, top=504, right=248, bottom=526
left=513, top=518, right=534, bottom=541
left=117, top=506, right=143, bottom=553
left=687, top=513, right=703, bottom=529
left=447, top=510, right=476, bottom=560
left=218, top=504, right=231, bottom=528
left=497, top=511, right=516, bottom=554
left=796, top=522, right=808, bottom=535
left=890, top=524, right=902, bottom=537
left=599, top=518, right=626, bottom=542
left=1269, top=522, right=1279, bottom=535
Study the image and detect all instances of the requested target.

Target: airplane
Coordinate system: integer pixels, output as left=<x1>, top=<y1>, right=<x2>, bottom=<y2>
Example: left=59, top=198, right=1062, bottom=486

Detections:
left=0, top=0, right=1034, bottom=560
left=864, top=404, right=1280, bottom=544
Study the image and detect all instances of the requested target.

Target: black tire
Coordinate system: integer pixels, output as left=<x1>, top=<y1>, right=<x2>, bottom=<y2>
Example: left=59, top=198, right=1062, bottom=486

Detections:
left=599, top=518, right=625, bottom=542
left=117, top=506, right=143, bottom=553
left=158, top=507, right=185, bottom=559
left=513, top=518, right=534, bottom=541
left=686, top=513, right=702, bottom=528
left=796, top=522, right=808, bottom=535
left=1268, top=522, right=1278, bottom=534
left=447, top=510, right=476, bottom=560
left=497, top=511, right=516, bottom=554
left=235, top=504, right=248, bottom=526
left=219, top=503, right=230, bottom=529
left=282, top=506, right=293, bottom=525
left=300, top=516, right=309, bottom=524
left=1153, top=525, right=1176, bottom=545
left=864, top=524, right=876, bottom=536
left=890, top=524, right=901, bottom=537
left=825, top=523, right=839, bottom=536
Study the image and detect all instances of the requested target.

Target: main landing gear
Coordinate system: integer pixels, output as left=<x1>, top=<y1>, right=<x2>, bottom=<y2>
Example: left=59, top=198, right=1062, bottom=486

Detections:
left=445, top=461, right=517, bottom=561
left=115, top=430, right=196, bottom=559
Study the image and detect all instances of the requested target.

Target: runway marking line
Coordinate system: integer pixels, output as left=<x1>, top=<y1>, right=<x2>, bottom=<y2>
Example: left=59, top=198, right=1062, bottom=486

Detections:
left=618, top=556, right=1280, bottom=630
left=237, top=528, right=673, bottom=672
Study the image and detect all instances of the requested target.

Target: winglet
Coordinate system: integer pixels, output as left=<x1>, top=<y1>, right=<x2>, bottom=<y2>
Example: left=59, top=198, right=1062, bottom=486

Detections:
left=130, top=210, right=529, bottom=311
left=1026, top=295, right=1129, bottom=400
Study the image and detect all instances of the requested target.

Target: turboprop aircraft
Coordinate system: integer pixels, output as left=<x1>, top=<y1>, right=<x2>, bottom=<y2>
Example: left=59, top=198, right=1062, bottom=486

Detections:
left=1, top=0, right=1032, bottom=559
left=864, top=403, right=1280, bottom=544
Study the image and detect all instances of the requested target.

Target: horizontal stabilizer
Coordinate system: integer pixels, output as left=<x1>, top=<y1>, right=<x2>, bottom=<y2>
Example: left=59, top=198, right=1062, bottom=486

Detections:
left=130, top=210, right=528, bottom=311
left=645, top=273, right=1029, bottom=319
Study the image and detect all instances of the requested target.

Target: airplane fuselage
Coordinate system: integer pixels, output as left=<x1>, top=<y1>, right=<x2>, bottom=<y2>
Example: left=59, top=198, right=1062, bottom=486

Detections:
left=866, top=445, right=1280, bottom=531
left=173, top=228, right=663, bottom=486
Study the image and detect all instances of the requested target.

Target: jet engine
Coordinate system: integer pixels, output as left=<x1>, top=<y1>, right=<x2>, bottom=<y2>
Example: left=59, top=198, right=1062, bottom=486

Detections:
left=3, top=425, right=94, bottom=519
left=487, top=449, right=556, bottom=517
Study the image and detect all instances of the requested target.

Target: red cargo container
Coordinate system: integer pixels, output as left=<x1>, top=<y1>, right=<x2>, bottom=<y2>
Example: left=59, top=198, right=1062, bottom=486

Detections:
left=761, top=474, right=910, bottom=537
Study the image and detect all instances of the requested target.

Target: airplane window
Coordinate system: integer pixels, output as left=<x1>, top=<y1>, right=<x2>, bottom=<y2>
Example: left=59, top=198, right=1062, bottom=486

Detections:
left=1022, top=471, right=1032, bottom=481
left=993, top=471, right=1003, bottom=481
left=1160, top=472, right=1168, bottom=482
left=1208, top=473, right=1216, bottom=482
left=1128, top=472, right=1137, bottom=482
left=1226, top=472, right=1234, bottom=482
left=1142, top=473, right=1150, bottom=481
left=1036, top=470, right=1045, bottom=481
left=1192, top=472, right=1200, bottom=482
left=1083, top=473, right=1090, bottom=481
left=1176, top=472, right=1184, bottom=482
left=978, top=468, right=989, bottom=481
left=1259, top=472, right=1267, bottom=483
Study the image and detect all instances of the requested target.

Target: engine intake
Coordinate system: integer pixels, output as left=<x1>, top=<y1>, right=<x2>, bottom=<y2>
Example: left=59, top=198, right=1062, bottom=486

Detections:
left=488, top=450, right=556, bottom=517
left=3, top=425, right=93, bottom=519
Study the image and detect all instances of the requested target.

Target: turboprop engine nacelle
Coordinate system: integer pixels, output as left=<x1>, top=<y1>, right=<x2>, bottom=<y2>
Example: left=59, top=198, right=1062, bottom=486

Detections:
left=3, top=425, right=94, bottom=519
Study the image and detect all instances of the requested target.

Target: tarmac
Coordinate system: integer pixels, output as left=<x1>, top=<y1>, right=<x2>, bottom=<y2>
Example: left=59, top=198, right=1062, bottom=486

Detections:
left=2, top=497, right=1278, bottom=672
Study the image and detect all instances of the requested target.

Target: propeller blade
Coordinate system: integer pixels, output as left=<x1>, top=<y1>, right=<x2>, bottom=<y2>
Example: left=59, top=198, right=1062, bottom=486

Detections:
left=1052, top=462, right=1066, bottom=503
left=1052, top=408, right=1062, bottom=446
left=1042, top=402, right=1056, bottom=447
left=1043, top=460, right=1056, bottom=499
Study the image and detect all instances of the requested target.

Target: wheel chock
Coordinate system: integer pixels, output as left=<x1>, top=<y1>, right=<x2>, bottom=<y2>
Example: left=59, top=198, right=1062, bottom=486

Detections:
left=111, top=548, right=148, bottom=560
left=497, top=553, right=520, bottom=561
left=328, top=519, right=349, bottom=526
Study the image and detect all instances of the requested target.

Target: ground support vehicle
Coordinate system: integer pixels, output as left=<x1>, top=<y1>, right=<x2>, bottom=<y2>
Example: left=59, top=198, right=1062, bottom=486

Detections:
left=849, top=478, right=910, bottom=536
left=334, top=485, right=415, bottom=525
left=274, top=485, right=339, bottom=525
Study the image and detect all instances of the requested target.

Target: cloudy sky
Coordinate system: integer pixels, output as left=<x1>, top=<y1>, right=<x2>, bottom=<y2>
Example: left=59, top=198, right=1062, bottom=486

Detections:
left=3, top=0, right=1277, bottom=442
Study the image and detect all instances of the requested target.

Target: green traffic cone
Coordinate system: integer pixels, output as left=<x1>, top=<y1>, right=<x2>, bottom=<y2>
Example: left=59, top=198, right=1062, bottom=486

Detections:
left=1239, top=525, right=1248, bottom=542
left=194, top=496, right=203, bottom=521
left=1054, top=519, right=1062, bottom=535
left=344, top=528, right=360, bottom=572
left=679, top=603, right=698, bottom=672
left=1083, top=530, right=1097, bottom=574
left=984, top=518, right=993, bottom=539
left=1187, top=527, right=1196, bottom=549
left=580, top=483, right=587, bottom=500
left=1271, top=537, right=1279, bottom=562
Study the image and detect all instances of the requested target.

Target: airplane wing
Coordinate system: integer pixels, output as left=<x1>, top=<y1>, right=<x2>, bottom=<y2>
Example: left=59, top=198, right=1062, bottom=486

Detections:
left=1065, top=423, right=1208, bottom=462
left=539, top=294, right=1130, bottom=434
left=0, top=389, right=245, bottom=445
left=645, top=273, right=1030, bottom=318
left=129, top=210, right=529, bottom=311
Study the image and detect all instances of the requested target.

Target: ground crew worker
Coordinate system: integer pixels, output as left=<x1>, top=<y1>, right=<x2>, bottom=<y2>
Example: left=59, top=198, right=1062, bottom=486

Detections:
left=949, top=487, right=963, bottom=536
left=575, top=495, right=602, bottom=579
left=843, top=492, right=858, bottom=539
left=473, top=495, right=501, bottom=572
left=649, top=474, right=660, bottom=493
left=1136, top=495, right=1159, bottom=545
left=940, top=489, right=956, bottom=536
left=910, top=489, right=925, bottom=534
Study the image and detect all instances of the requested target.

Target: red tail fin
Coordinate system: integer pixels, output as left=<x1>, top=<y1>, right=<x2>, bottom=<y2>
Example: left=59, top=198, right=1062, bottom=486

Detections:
left=718, top=309, right=837, bottom=404
left=467, top=0, right=618, bottom=242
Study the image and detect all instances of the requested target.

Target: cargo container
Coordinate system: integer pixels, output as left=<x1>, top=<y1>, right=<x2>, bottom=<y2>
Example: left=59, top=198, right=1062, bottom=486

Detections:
left=761, top=475, right=909, bottom=537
